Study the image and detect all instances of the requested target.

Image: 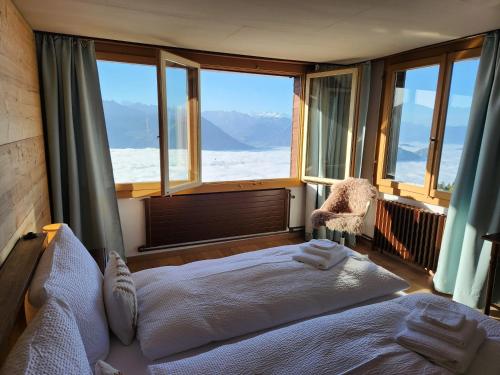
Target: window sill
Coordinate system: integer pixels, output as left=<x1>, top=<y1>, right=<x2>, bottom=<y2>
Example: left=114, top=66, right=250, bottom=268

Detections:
left=115, top=178, right=304, bottom=199
left=377, top=185, right=450, bottom=207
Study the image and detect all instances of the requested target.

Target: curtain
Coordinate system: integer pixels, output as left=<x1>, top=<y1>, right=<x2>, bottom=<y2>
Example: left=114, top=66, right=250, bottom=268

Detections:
left=354, top=63, right=371, bottom=178
left=433, top=31, right=500, bottom=308
left=305, top=64, right=371, bottom=245
left=36, top=33, right=125, bottom=257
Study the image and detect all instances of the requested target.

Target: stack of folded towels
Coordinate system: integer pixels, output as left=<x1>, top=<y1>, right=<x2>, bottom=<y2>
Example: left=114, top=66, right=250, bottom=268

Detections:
left=396, top=301, right=486, bottom=374
left=292, top=240, right=349, bottom=270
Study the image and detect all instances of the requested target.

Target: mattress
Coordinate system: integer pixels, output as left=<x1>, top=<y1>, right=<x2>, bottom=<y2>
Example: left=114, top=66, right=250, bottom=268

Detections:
left=105, top=292, right=406, bottom=375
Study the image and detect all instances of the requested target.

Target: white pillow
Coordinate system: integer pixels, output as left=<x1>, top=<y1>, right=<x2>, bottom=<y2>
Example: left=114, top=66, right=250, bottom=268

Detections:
left=1, top=298, right=92, bottom=375
left=104, top=251, right=137, bottom=345
left=28, top=224, right=109, bottom=366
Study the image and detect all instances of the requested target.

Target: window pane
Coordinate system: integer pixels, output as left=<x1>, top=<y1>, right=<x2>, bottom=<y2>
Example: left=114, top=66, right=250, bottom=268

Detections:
left=437, top=58, right=479, bottom=192
left=305, top=73, right=353, bottom=180
left=165, top=66, right=189, bottom=182
left=200, top=70, right=294, bottom=182
left=97, top=61, right=160, bottom=183
left=385, top=65, right=439, bottom=186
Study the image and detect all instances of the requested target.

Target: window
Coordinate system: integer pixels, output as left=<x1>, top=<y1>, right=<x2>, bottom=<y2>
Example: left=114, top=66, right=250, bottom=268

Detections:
left=384, top=64, right=440, bottom=187
left=97, top=60, right=160, bottom=184
left=435, top=57, right=479, bottom=192
left=98, top=51, right=201, bottom=195
left=302, top=68, right=358, bottom=184
left=157, top=51, right=201, bottom=195
left=96, top=44, right=306, bottom=197
left=377, top=48, right=480, bottom=204
left=200, top=70, right=294, bottom=182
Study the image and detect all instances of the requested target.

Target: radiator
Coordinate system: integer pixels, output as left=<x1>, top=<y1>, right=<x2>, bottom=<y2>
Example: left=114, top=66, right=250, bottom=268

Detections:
left=373, top=199, right=446, bottom=272
left=142, top=189, right=290, bottom=250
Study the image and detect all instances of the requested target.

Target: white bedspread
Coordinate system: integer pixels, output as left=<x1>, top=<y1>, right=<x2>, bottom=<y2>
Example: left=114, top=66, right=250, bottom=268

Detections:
left=133, top=242, right=408, bottom=359
left=148, top=294, right=500, bottom=375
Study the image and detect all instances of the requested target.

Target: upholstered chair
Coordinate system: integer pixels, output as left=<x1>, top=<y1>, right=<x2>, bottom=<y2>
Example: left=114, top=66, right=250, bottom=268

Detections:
left=311, top=178, right=377, bottom=236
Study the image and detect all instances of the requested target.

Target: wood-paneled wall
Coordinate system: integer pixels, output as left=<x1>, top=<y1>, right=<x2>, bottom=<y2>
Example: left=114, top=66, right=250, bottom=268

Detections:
left=0, top=0, right=50, bottom=264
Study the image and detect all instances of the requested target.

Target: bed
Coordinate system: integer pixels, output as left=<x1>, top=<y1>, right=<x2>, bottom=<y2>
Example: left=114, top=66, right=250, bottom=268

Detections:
left=1, top=224, right=499, bottom=375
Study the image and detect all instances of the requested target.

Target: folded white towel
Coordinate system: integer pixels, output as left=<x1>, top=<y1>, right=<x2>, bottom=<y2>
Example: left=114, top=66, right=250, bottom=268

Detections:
left=300, top=245, right=344, bottom=260
left=406, top=308, right=477, bottom=348
left=417, top=301, right=465, bottom=331
left=292, top=250, right=347, bottom=270
left=309, top=239, right=338, bottom=250
left=396, top=325, right=486, bottom=374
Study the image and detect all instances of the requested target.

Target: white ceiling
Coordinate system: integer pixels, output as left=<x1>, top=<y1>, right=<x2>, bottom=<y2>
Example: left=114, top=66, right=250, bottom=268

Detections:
left=14, top=0, right=500, bottom=63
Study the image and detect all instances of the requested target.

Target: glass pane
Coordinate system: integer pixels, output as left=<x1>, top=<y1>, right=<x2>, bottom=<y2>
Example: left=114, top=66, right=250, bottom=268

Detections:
left=385, top=65, right=439, bottom=186
left=305, top=73, right=353, bottom=180
left=437, top=58, right=479, bottom=192
left=200, top=70, right=294, bottom=182
left=97, top=61, right=160, bottom=183
left=165, top=66, right=189, bottom=182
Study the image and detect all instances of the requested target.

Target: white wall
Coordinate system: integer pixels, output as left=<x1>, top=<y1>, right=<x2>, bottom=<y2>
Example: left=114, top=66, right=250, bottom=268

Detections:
left=118, top=185, right=306, bottom=257
left=117, top=198, right=145, bottom=257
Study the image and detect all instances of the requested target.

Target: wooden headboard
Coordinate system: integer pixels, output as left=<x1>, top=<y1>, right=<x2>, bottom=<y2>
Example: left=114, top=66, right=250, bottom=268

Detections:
left=0, top=232, right=47, bottom=363
left=0, top=229, right=107, bottom=364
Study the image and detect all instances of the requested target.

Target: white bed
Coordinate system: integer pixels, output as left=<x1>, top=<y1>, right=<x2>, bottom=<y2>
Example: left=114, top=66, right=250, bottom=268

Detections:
left=132, top=241, right=409, bottom=359
left=147, top=293, right=500, bottom=375
left=104, top=292, right=407, bottom=375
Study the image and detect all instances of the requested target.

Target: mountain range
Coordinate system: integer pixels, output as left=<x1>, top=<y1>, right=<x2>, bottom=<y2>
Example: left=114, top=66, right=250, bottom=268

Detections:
left=103, top=101, right=470, bottom=160
left=103, top=101, right=291, bottom=150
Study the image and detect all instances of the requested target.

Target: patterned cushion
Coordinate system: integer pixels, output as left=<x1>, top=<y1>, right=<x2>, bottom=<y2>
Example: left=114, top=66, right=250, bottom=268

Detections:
left=104, top=251, right=138, bottom=345
left=28, top=224, right=109, bottom=366
left=1, top=298, right=92, bottom=375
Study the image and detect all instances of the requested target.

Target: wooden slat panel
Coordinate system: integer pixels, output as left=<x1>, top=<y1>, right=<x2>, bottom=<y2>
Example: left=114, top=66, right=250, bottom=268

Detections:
left=143, top=189, right=290, bottom=249
left=0, top=0, right=51, bottom=265
left=0, top=233, right=47, bottom=364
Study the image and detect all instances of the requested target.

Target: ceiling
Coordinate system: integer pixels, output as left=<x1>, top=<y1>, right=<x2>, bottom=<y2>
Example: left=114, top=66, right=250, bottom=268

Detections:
left=14, top=0, right=500, bottom=63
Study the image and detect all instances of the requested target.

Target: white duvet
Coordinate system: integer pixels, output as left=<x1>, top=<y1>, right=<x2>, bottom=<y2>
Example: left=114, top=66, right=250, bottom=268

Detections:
left=133, top=242, right=408, bottom=359
left=148, top=294, right=500, bottom=375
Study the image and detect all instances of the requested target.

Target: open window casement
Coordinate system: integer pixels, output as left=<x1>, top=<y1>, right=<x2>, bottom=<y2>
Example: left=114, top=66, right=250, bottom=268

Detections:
left=157, top=50, right=201, bottom=195
left=301, top=68, right=358, bottom=185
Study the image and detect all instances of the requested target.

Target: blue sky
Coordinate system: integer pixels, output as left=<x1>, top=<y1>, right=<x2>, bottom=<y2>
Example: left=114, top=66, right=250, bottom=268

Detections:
left=400, top=58, right=479, bottom=109
left=97, top=61, right=294, bottom=116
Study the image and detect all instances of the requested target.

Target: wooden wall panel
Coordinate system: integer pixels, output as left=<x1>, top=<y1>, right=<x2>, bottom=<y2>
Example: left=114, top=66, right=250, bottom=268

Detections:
left=0, top=0, right=51, bottom=265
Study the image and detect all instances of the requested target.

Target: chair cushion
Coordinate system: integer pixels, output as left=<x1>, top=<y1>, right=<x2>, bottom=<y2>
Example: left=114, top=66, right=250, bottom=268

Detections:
left=104, top=251, right=137, bottom=345
left=28, top=224, right=109, bottom=366
left=1, top=298, right=92, bottom=375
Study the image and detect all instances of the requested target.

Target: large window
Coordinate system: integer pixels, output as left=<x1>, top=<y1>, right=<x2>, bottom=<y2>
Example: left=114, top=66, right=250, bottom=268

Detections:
left=96, top=46, right=303, bottom=197
left=200, top=70, right=294, bottom=182
left=377, top=48, right=480, bottom=204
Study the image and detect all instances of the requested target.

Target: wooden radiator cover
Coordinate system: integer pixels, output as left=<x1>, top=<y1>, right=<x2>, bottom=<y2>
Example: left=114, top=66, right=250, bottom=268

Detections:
left=373, top=199, right=446, bottom=272
left=142, top=189, right=290, bottom=250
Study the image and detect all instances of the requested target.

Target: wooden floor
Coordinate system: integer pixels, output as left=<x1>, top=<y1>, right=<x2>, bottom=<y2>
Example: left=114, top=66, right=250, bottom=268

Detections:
left=127, top=232, right=499, bottom=319
left=127, top=231, right=305, bottom=272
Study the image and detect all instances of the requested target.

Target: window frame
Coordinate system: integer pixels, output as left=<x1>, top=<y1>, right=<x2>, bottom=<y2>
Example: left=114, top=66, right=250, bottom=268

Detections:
left=157, top=50, right=201, bottom=195
left=375, top=42, right=482, bottom=206
left=301, top=67, right=359, bottom=185
left=95, top=42, right=308, bottom=197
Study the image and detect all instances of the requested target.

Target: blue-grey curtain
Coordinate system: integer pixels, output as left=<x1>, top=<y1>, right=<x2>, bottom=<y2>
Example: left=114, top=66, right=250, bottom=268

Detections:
left=354, top=62, right=371, bottom=177
left=433, top=31, right=500, bottom=308
left=305, top=64, right=371, bottom=246
left=36, top=33, right=125, bottom=257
